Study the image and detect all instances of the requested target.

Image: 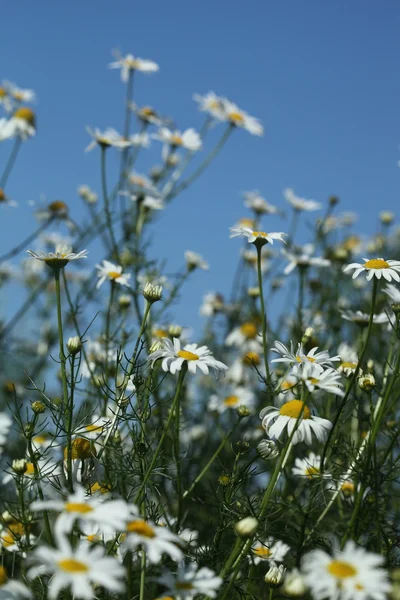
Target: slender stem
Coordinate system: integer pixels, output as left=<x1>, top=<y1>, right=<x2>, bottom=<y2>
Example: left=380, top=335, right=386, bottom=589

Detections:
left=139, top=548, right=146, bottom=600
left=66, top=355, right=76, bottom=493
left=0, top=137, right=21, bottom=189
left=256, top=244, right=271, bottom=383
left=101, top=146, right=119, bottom=260
left=54, top=269, right=69, bottom=417
left=26, top=437, right=54, bottom=545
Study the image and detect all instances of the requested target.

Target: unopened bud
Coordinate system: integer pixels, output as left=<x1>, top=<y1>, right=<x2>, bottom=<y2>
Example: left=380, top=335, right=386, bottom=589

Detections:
left=168, top=324, right=182, bottom=338
left=380, top=211, right=395, bottom=225
left=149, top=340, right=163, bottom=353
left=24, top=422, right=34, bottom=436
left=234, top=516, right=258, bottom=538
left=236, top=405, right=251, bottom=418
left=329, top=195, right=340, bottom=206
left=67, top=336, right=82, bottom=355
left=265, top=564, right=286, bottom=587
left=391, top=303, right=400, bottom=316
left=31, top=401, right=46, bottom=414
left=118, top=294, right=131, bottom=310
left=301, top=327, right=314, bottom=344
left=358, top=373, right=375, bottom=391
left=142, top=282, right=163, bottom=303
left=12, top=459, right=27, bottom=474
left=280, top=568, right=308, bottom=597
left=248, top=287, right=260, bottom=298
left=257, top=439, right=279, bottom=460
left=235, top=440, right=250, bottom=454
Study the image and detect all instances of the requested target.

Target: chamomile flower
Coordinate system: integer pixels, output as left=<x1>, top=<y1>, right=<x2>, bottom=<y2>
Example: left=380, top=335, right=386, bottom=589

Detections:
left=30, top=485, right=130, bottom=535
left=221, top=99, right=264, bottom=136
left=225, top=322, right=260, bottom=347
left=292, top=452, right=331, bottom=479
left=199, top=292, right=225, bottom=316
left=243, top=190, right=278, bottom=215
left=344, top=257, right=400, bottom=282
left=149, top=338, right=228, bottom=376
left=157, top=562, right=223, bottom=599
left=185, top=251, right=209, bottom=271
left=5, top=81, right=36, bottom=104
left=28, top=534, right=125, bottom=599
left=383, top=283, right=400, bottom=304
left=96, top=260, right=131, bottom=288
left=337, top=342, right=359, bottom=376
left=129, top=131, right=151, bottom=147
left=293, top=364, right=345, bottom=396
left=0, top=521, right=30, bottom=553
left=271, top=341, right=340, bottom=371
left=251, top=537, right=290, bottom=565
left=121, top=517, right=182, bottom=563
left=229, top=227, right=287, bottom=246
left=153, top=127, right=202, bottom=152
left=109, top=50, right=159, bottom=82
left=284, top=188, right=322, bottom=212
left=282, top=247, right=330, bottom=275
left=132, top=104, right=163, bottom=126
left=26, top=246, right=88, bottom=269
left=260, top=400, right=332, bottom=445
left=208, top=386, right=255, bottom=413
left=301, top=540, right=390, bottom=600
left=340, top=310, right=389, bottom=326
left=193, top=91, right=225, bottom=119
left=0, top=108, right=36, bottom=140
left=85, top=127, right=132, bottom=152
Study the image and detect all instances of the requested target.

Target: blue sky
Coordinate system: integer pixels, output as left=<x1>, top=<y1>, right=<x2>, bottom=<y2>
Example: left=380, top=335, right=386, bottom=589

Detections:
left=1, top=0, right=400, bottom=333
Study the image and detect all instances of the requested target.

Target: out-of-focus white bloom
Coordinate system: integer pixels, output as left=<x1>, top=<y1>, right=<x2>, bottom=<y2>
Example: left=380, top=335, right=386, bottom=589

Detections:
left=185, top=251, right=209, bottom=271
left=282, top=246, right=330, bottom=275
left=234, top=517, right=258, bottom=538
left=200, top=292, right=225, bottom=316
left=220, top=99, right=264, bottom=136
left=193, top=91, right=225, bottom=119
left=225, top=322, right=259, bottom=346
left=208, top=386, right=255, bottom=413
left=251, top=537, right=290, bottom=565
left=109, top=50, right=159, bottom=82
left=121, top=516, right=182, bottom=563
left=301, top=540, right=390, bottom=600
left=149, top=337, right=228, bottom=376
left=260, top=400, right=332, bottom=445
left=340, top=310, right=389, bottom=325
left=0, top=414, right=12, bottom=447
left=0, top=107, right=36, bottom=140
left=281, top=568, right=308, bottom=597
left=132, top=103, right=163, bottom=126
left=284, top=188, right=321, bottom=212
left=153, top=127, right=202, bottom=151
left=4, top=81, right=35, bottom=104
left=85, top=127, right=132, bottom=152
left=0, top=566, right=31, bottom=600
left=96, top=260, right=131, bottom=288
left=344, top=258, right=400, bottom=282
left=292, top=452, right=331, bottom=479
left=157, top=562, right=223, bottom=599
left=230, top=227, right=286, bottom=245
left=78, top=185, right=98, bottom=204
left=243, top=190, right=278, bottom=215
left=28, top=534, right=125, bottom=599
left=383, top=283, right=400, bottom=304
left=129, top=131, right=151, bottom=147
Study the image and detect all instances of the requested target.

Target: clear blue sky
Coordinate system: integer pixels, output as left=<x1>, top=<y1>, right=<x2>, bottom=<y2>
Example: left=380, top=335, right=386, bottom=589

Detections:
left=1, top=0, right=400, bottom=332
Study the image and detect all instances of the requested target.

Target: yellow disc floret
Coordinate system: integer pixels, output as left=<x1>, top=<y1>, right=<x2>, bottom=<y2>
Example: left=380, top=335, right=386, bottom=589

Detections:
left=58, top=559, right=89, bottom=573
left=327, top=560, right=357, bottom=579
left=64, top=437, right=97, bottom=461
left=0, top=565, right=7, bottom=585
left=279, top=400, right=311, bottom=419
left=14, top=107, right=35, bottom=126
left=240, top=322, right=258, bottom=339
left=177, top=350, right=199, bottom=361
left=363, top=258, right=390, bottom=269
left=126, top=519, right=155, bottom=538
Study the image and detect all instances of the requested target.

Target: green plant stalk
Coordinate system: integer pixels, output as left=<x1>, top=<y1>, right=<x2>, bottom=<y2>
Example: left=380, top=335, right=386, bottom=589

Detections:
left=54, top=269, right=69, bottom=424
left=256, top=244, right=271, bottom=383
left=0, top=137, right=21, bottom=189
left=26, top=436, right=54, bottom=545
left=101, top=145, right=119, bottom=260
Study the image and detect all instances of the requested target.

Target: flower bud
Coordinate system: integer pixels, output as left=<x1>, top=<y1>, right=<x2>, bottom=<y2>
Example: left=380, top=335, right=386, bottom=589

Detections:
left=301, top=327, right=314, bottom=344
left=257, top=439, right=279, bottom=460
left=236, top=405, right=251, bottom=418
left=218, top=473, right=231, bottom=487
left=168, top=324, right=183, bottom=338
left=118, top=294, right=131, bottom=310
left=380, top=211, right=395, bottom=225
left=235, top=440, right=250, bottom=454
left=358, top=373, right=375, bottom=391
left=67, top=336, right=82, bottom=355
left=265, top=564, right=286, bottom=587
left=280, top=568, right=308, bottom=597
left=12, top=459, right=27, bottom=474
left=248, top=287, right=260, bottom=298
left=234, top=516, right=258, bottom=538
left=31, top=401, right=46, bottom=414
left=329, top=195, right=339, bottom=206
left=142, top=282, right=163, bottom=303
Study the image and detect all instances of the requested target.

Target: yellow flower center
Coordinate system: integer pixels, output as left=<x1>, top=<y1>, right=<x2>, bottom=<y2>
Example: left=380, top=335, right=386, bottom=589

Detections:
left=58, top=559, right=89, bottom=573
left=141, top=106, right=156, bottom=117
left=88, top=481, right=111, bottom=494
left=253, top=546, right=271, bottom=558
left=239, top=218, right=255, bottom=228
left=308, top=377, right=320, bottom=385
left=48, top=200, right=68, bottom=213
left=7, top=522, right=25, bottom=536
left=281, top=381, right=295, bottom=390
left=341, top=481, right=355, bottom=496
left=154, top=328, right=169, bottom=338
left=1, top=533, right=15, bottom=547
left=363, top=258, right=390, bottom=269
left=14, top=107, right=35, bottom=126
left=65, top=502, right=94, bottom=514
left=176, top=582, right=194, bottom=590
left=240, top=322, right=258, bottom=339
left=223, top=395, right=239, bottom=407
left=0, top=87, right=6, bottom=98
left=108, top=271, right=121, bottom=280
left=33, top=435, right=48, bottom=444
left=85, top=424, right=103, bottom=433
left=341, top=361, right=357, bottom=369
left=0, top=189, right=5, bottom=202
left=279, top=400, right=311, bottom=419
left=229, top=111, right=245, bottom=124
left=306, top=466, right=320, bottom=478
left=86, top=534, right=98, bottom=542
left=0, top=566, right=7, bottom=585
left=327, top=560, right=357, bottom=579
left=64, top=437, right=96, bottom=460
left=252, top=231, right=267, bottom=238
left=177, top=350, right=199, bottom=361
left=170, top=134, right=183, bottom=146
left=126, top=520, right=155, bottom=538
left=25, top=463, right=35, bottom=476
left=243, top=352, right=260, bottom=366
left=13, top=92, right=24, bottom=101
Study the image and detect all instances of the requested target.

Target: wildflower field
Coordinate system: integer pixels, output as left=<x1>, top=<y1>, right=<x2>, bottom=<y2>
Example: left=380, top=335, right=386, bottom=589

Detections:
left=0, top=47, right=399, bottom=600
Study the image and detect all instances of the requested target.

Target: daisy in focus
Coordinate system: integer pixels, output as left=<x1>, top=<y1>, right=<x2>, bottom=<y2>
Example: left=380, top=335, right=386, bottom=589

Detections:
left=251, top=537, right=290, bottom=565
left=293, top=363, right=345, bottom=396
left=229, top=227, right=286, bottom=246
left=149, top=338, right=228, bottom=376
left=157, top=562, right=223, bottom=599
left=28, top=535, right=125, bottom=600
left=271, top=341, right=340, bottom=371
left=301, top=540, right=390, bottom=600
left=27, top=246, right=88, bottom=269
left=260, top=400, right=332, bottom=445
left=344, top=257, right=400, bottom=282
left=96, top=261, right=131, bottom=288
left=109, top=50, right=159, bottom=82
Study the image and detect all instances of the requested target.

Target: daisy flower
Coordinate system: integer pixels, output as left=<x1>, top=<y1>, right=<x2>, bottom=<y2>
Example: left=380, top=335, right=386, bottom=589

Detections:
left=153, top=127, right=202, bottom=152
left=30, top=485, right=130, bottom=535
left=96, top=260, right=131, bottom=288
left=282, top=246, right=330, bottom=275
left=132, top=103, right=163, bottom=126
left=221, top=99, right=263, bottom=136
left=28, top=534, right=125, bottom=599
left=149, top=338, right=228, bottom=376
left=293, top=364, right=345, bottom=396
left=199, top=292, right=225, bottom=317
left=251, top=537, right=290, bottom=565
left=208, top=386, right=255, bottom=413
left=301, top=540, right=390, bottom=600
left=157, top=562, right=223, bottom=599
left=26, top=246, right=88, bottom=269
left=5, top=81, right=36, bottom=104
left=383, top=283, right=400, bottom=304
left=85, top=127, right=132, bottom=152
left=337, top=342, right=359, bottom=376
left=0, top=566, right=31, bottom=600
left=0, top=108, right=36, bottom=140
left=193, top=91, right=225, bottom=119
left=109, top=50, right=159, bottom=82
left=340, top=310, right=389, bottom=326
left=271, top=341, right=340, bottom=371
left=260, top=400, right=332, bottom=445
left=225, top=322, right=260, bottom=347
left=283, top=188, right=321, bottom=212
left=229, top=227, right=287, bottom=246
left=121, top=517, right=182, bottom=563
left=344, top=257, right=400, bottom=282
left=292, top=452, right=331, bottom=479
left=184, top=251, right=209, bottom=271
left=243, top=190, right=278, bottom=215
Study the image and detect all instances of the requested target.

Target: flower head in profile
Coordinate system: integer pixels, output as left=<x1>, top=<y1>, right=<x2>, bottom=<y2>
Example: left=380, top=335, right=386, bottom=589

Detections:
left=243, top=190, right=278, bottom=215
left=229, top=227, right=286, bottom=247
left=340, top=310, right=389, bottom=326
left=0, top=107, right=36, bottom=140
left=344, top=257, right=400, bottom=282
left=85, top=127, right=132, bottom=152
left=153, top=127, right=202, bottom=152
left=271, top=340, right=339, bottom=371
left=96, top=261, right=131, bottom=288
left=4, top=81, right=36, bottom=104
left=193, top=91, right=225, bottom=119
left=27, top=246, right=88, bottom=269
left=260, top=400, right=332, bottom=445
left=282, top=245, right=330, bottom=275
left=157, top=562, right=223, bottom=599
left=28, top=534, right=125, bottom=599
left=220, top=99, right=263, bottom=136
left=284, top=188, right=321, bottom=212
left=149, top=337, right=228, bottom=376
left=383, top=283, right=400, bottom=304
left=301, top=540, right=390, bottom=600
left=121, top=516, right=182, bottom=564
left=0, top=188, right=17, bottom=208
left=292, top=452, right=331, bottom=479
left=109, top=50, right=159, bottom=82
left=185, top=251, right=209, bottom=272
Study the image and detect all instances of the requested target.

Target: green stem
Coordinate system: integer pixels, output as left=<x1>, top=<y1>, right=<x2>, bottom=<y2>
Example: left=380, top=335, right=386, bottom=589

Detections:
left=0, top=137, right=21, bottom=189
left=54, top=269, right=69, bottom=420
left=101, top=146, right=119, bottom=260
left=256, top=244, right=271, bottom=383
